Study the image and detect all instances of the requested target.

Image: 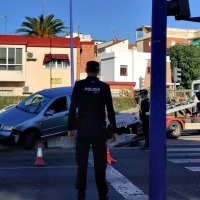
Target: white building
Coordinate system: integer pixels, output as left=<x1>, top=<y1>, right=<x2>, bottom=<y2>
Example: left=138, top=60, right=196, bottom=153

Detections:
left=97, top=39, right=172, bottom=90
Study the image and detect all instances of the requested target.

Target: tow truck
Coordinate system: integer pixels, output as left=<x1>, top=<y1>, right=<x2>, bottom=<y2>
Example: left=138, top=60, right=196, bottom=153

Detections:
left=166, top=80, right=200, bottom=139
left=112, top=80, right=200, bottom=147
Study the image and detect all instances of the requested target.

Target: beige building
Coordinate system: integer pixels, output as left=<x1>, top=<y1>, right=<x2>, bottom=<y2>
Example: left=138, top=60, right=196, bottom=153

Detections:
left=135, top=26, right=200, bottom=53
left=0, top=35, right=97, bottom=96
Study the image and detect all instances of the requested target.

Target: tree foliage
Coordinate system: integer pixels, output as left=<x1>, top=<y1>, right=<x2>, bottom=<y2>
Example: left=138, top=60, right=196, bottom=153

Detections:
left=15, top=14, right=68, bottom=38
left=167, top=44, right=200, bottom=89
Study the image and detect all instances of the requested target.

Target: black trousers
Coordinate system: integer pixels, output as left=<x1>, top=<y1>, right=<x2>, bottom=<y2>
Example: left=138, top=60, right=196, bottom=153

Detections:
left=142, top=118, right=149, bottom=147
left=75, top=120, right=108, bottom=197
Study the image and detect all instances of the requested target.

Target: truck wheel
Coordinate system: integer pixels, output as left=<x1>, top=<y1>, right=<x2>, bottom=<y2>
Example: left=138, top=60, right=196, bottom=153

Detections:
left=24, top=131, right=36, bottom=150
left=167, top=121, right=182, bottom=139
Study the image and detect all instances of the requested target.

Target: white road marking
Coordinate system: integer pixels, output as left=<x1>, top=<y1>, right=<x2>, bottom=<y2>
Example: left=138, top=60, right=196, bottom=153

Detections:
left=167, top=153, right=200, bottom=157
left=185, top=167, right=200, bottom=172
left=168, top=159, right=200, bottom=163
left=88, top=153, right=149, bottom=200
left=167, top=148, right=200, bottom=171
left=106, top=165, right=149, bottom=200
left=0, top=166, right=79, bottom=170
left=167, top=148, right=200, bottom=152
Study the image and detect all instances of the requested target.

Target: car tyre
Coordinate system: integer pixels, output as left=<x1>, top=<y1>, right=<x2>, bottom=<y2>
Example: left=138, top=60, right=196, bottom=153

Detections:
left=167, top=121, right=182, bottom=139
left=24, top=131, right=36, bottom=150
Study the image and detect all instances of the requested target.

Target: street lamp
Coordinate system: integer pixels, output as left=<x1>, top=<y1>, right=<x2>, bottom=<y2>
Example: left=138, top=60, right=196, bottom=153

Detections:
left=0, top=15, right=7, bottom=34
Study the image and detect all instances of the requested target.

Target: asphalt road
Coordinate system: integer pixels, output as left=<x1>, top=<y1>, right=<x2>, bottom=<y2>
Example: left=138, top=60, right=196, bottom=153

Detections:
left=1, top=132, right=200, bottom=200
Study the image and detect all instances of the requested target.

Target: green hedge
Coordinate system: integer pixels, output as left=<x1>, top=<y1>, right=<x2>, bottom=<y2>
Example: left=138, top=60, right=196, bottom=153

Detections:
left=0, top=96, right=137, bottom=112
left=0, top=96, right=27, bottom=110
left=113, top=97, right=137, bottom=112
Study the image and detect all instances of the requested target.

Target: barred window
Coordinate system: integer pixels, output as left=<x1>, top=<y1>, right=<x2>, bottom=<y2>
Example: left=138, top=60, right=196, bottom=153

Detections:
left=120, top=65, right=127, bottom=76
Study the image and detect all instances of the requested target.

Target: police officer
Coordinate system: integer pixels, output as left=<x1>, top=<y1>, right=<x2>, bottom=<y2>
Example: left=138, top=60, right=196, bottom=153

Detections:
left=68, top=61, right=117, bottom=200
left=139, top=89, right=150, bottom=150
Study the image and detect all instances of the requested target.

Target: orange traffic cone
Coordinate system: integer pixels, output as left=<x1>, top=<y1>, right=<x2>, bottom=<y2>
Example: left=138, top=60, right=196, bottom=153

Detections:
left=34, top=143, right=45, bottom=167
left=107, top=147, right=117, bottom=165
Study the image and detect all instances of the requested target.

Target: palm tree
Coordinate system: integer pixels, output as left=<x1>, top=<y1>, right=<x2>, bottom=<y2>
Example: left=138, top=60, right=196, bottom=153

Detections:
left=15, top=14, right=68, bottom=38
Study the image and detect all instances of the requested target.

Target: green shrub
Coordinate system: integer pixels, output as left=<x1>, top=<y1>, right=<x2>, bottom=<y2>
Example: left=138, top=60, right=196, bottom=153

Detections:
left=0, top=96, right=26, bottom=110
left=113, top=97, right=137, bottom=112
left=0, top=96, right=137, bottom=113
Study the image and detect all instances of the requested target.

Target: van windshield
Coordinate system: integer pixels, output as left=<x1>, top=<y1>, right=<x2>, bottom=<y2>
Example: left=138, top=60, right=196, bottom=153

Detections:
left=17, top=93, right=51, bottom=113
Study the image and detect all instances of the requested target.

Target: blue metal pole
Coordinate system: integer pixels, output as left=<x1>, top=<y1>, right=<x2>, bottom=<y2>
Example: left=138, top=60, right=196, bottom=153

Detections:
left=70, top=0, right=74, bottom=86
left=149, top=0, right=167, bottom=199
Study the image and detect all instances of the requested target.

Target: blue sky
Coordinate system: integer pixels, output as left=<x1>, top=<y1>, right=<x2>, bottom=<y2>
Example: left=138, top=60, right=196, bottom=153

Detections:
left=0, top=0, right=200, bottom=43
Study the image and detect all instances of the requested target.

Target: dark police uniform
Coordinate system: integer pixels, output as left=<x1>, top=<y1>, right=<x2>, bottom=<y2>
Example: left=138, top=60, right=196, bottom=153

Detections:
left=139, top=91, right=150, bottom=148
left=68, top=76, right=116, bottom=199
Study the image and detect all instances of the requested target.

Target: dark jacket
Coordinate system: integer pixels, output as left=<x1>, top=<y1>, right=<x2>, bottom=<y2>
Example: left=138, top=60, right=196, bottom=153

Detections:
left=139, top=97, right=150, bottom=121
left=68, top=76, right=116, bottom=131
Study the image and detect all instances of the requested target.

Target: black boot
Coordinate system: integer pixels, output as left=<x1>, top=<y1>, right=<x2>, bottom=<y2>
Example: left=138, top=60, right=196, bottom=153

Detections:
left=77, top=191, right=85, bottom=200
left=99, top=195, right=109, bottom=200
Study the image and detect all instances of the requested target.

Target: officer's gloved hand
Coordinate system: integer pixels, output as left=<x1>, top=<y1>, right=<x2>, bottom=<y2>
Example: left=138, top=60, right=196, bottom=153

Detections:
left=106, top=124, right=117, bottom=142
left=111, top=133, right=117, bottom=142
left=68, top=130, right=75, bottom=139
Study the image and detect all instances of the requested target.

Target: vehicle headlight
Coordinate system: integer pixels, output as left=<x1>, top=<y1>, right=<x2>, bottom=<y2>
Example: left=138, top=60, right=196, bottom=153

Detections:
left=2, top=125, right=14, bottom=131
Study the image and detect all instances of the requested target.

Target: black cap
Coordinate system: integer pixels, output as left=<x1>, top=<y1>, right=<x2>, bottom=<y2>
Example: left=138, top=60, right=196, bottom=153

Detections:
left=86, top=61, right=100, bottom=73
left=139, top=89, right=148, bottom=95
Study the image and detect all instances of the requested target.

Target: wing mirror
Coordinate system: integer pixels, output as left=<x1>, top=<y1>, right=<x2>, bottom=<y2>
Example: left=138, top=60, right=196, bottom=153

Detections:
left=45, top=109, right=55, bottom=116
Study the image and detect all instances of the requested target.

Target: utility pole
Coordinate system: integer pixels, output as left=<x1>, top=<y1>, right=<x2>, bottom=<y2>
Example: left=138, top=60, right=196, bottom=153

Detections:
left=42, top=0, right=45, bottom=16
left=150, top=0, right=167, bottom=199
left=150, top=0, right=192, bottom=199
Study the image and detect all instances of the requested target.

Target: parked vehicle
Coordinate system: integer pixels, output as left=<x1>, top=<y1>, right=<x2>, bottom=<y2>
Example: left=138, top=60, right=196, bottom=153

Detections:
left=0, top=87, right=73, bottom=150
left=0, top=104, right=17, bottom=114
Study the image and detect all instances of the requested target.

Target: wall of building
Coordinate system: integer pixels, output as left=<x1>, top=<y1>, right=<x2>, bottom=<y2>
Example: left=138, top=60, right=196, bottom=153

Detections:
left=194, top=29, right=200, bottom=38
left=166, top=37, right=189, bottom=47
left=143, top=38, right=151, bottom=53
left=135, top=40, right=143, bottom=52
left=65, top=32, right=93, bottom=41
left=105, top=82, right=136, bottom=97
left=97, top=40, right=129, bottom=57
left=25, top=46, right=76, bottom=93
left=99, top=45, right=172, bottom=90
left=166, top=28, right=195, bottom=39
left=100, top=53, right=115, bottom=81
left=132, top=47, right=172, bottom=89
left=114, top=52, right=133, bottom=82
left=96, top=40, right=113, bottom=49
left=132, top=48, right=150, bottom=88
left=77, top=42, right=96, bottom=80
left=0, top=35, right=97, bottom=96
left=105, top=40, right=129, bottom=53
left=136, top=26, right=200, bottom=53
